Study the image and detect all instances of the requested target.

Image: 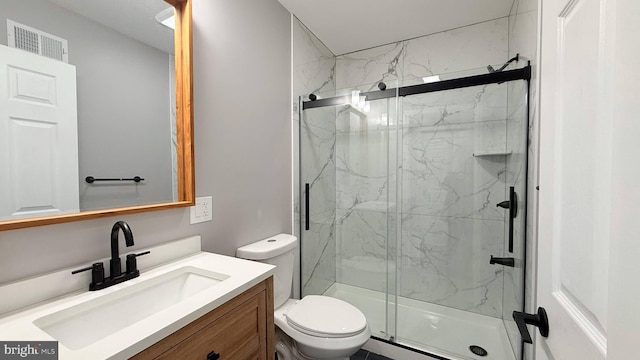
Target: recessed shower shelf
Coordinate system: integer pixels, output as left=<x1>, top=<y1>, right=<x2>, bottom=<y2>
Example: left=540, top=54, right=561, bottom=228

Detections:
left=473, top=150, right=513, bottom=157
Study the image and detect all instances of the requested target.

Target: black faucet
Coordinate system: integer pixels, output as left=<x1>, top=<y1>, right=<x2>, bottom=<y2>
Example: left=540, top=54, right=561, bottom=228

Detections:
left=72, top=221, right=149, bottom=291
left=110, top=221, right=134, bottom=278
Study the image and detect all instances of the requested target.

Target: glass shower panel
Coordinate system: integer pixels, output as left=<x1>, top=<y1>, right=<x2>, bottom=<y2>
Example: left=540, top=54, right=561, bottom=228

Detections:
left=502, top=64, right=530, bottom=360
left=396, top=81, right=512, bottom=359
left=300, top=82, right=399, bottom=342
left=299, top=88, right=337, bottom=298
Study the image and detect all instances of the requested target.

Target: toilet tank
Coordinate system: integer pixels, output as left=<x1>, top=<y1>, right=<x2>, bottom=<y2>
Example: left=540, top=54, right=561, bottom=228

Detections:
left=236, top=234, right=298, bottom=309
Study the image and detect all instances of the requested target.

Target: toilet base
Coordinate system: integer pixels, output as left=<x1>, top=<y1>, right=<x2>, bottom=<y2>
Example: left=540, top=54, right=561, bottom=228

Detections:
left=275, top=327, right=350, bottom=360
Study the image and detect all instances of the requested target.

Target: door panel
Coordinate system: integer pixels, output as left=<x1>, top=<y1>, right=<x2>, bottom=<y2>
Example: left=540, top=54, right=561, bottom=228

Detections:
left=555, top=0, right=609, bottom=331
left=537, top=0, right=613, bottom=358
left=0, top=45, right=79, bottom=219
left=10, top=119, right=57, bottom=214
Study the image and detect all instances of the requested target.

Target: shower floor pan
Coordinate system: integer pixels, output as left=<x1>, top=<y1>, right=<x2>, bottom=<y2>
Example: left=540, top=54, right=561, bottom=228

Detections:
left=325, top=283, right=516, bottom=360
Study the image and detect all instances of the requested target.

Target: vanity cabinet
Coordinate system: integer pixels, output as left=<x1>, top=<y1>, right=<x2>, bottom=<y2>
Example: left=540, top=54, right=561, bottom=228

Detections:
left=131, top=277, right=274, bottom=360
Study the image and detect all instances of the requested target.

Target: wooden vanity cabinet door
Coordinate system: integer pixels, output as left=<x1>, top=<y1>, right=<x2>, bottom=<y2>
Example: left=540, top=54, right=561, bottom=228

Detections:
left=131, top=278, right=274, bottom=360
left=156, top=292, right=264, bottom=360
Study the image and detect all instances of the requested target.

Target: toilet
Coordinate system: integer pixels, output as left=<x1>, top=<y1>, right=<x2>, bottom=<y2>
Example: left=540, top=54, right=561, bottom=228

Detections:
left=236, top=234, right=371, bottom=360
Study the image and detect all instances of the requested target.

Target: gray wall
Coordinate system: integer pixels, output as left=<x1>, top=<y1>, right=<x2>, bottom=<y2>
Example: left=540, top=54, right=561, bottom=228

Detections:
left=0, top=0, right=174, bottom=210
left=0, top=0, right=292, bottom=285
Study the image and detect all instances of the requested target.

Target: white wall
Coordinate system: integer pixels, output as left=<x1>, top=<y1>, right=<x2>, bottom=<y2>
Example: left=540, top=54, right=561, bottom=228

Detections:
left=0, top=0, right=292, bottom=285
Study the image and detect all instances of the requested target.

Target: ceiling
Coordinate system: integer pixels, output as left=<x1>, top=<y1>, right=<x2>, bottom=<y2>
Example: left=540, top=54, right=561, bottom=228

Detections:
left=277, top=0, right=515, bottom=55
left=46, top=0, right=174, bottom=54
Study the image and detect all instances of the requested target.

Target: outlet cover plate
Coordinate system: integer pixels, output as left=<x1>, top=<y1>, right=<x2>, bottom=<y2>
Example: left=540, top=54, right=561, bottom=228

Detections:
left=190, top=196, right=213, bottom=224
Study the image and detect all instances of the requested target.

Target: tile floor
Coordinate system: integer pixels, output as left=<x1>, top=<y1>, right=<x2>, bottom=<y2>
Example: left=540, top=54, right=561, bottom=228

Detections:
left=351, top=349, right=394, bottom=360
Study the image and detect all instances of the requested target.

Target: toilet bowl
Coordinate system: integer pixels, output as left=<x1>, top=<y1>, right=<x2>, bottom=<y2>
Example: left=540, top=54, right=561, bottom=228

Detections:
left=236, top=234, right=370, bottom=360
left=275, top=297, right=370, bottom=359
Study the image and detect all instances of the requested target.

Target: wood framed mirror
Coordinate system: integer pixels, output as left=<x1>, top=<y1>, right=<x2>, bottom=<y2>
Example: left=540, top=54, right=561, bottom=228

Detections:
left=0, top=0, right=193, bottom=231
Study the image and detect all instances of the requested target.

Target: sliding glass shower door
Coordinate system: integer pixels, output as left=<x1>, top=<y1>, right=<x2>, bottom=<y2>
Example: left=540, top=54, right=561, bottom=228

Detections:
left=299, top=82, right=400, bottom=342
left=395, top=79, right=523, bottom=360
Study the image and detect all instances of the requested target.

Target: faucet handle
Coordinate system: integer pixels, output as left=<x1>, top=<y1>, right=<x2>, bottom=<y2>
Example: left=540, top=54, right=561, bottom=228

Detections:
left=126, top=251, right=150, bottom=274
left=72, top=262, right=105, bottom=288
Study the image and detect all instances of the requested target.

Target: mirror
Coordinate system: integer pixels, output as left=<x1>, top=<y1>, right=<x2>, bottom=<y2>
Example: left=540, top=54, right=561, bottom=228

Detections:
left=0, top=0, right=193, bottom=230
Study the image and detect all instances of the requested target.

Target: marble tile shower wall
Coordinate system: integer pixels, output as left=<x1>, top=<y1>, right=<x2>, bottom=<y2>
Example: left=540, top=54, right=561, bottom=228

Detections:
left=335, top=98, right=399, bottom=291
left=334, top=18, right=513, bottom=318
left=292, top=18, right=337, bottom=296
left=300, top=107, right=337, bottom=296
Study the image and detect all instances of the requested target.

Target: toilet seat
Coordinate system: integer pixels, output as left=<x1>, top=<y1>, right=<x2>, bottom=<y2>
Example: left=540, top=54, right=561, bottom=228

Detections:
left=275, top=298, right=371, bottom=359
left=285, top=295, right=367, bottom=338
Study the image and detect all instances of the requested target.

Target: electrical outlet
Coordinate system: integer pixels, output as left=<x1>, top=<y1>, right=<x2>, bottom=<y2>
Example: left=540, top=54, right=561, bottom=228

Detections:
left=190, top=196, right=213, bottom=224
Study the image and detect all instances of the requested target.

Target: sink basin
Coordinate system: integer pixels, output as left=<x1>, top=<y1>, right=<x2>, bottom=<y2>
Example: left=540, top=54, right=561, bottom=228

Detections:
left=33, top=266, right=229, bottom=350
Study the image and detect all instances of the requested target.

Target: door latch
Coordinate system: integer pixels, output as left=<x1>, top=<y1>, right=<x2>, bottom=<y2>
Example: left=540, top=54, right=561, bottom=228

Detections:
left=512, top=307, right=549, bottom=344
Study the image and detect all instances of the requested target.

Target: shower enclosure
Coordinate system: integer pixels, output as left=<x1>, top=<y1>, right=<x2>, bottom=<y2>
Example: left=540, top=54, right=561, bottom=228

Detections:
left=298, top=63, right=530, bottom=360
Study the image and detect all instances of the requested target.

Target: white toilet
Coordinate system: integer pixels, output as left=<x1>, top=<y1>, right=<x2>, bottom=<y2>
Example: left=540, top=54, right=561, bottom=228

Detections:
left=236, top=234, right=371, bottom=360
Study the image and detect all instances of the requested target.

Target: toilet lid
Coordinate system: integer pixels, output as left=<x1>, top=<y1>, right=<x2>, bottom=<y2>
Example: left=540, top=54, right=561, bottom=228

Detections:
left=285, top=295, right=367, bottom=338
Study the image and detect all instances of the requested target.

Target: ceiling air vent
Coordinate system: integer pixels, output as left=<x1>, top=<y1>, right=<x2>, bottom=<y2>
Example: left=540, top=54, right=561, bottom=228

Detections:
left=7, top=19, right=68, bottom=63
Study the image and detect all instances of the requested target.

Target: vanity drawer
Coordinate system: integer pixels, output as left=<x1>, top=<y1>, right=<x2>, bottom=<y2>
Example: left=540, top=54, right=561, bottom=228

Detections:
left=131, top=278, right=274, bottom=360
left=157, top=292, right=264, bottom=360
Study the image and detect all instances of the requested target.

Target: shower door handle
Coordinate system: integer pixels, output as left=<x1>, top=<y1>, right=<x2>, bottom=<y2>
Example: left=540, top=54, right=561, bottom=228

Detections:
left=497, top=187, right=518, bottom=253
left=305, top=183, right=310, bottom=231
left=508, top=187, right=517, bottom=253
left=513, top=307, right=549, bottom=344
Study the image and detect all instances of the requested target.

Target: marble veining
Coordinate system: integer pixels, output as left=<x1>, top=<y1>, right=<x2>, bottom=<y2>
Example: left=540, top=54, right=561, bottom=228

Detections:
left=401, top=119, right=508, bottom=220
left=302, top=209, right=337, bottom=295
left=336, top=209, right=389, bottom=292
left=402, top=84, right=508, bottom=128
left=399, top=215, right=505, bottom=317
left=335, top=129, right=392, bottom=211
left=336, top=42, right=405, bottom=90
left=300, top=106, right=337, bottom=296
left=403, top=18, right=509, bottom=84
left=293, top=19, right=336, bottom=97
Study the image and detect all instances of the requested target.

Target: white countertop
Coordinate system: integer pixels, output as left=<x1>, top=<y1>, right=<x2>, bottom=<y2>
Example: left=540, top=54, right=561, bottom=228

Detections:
left=0, top=251, right=275, bottom=360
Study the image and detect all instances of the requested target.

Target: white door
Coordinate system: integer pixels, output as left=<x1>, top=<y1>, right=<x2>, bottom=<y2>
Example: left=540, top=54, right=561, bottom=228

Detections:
left=537, top=0, right=640, bottom=359
left=0, top=45, right=79, bottom=220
